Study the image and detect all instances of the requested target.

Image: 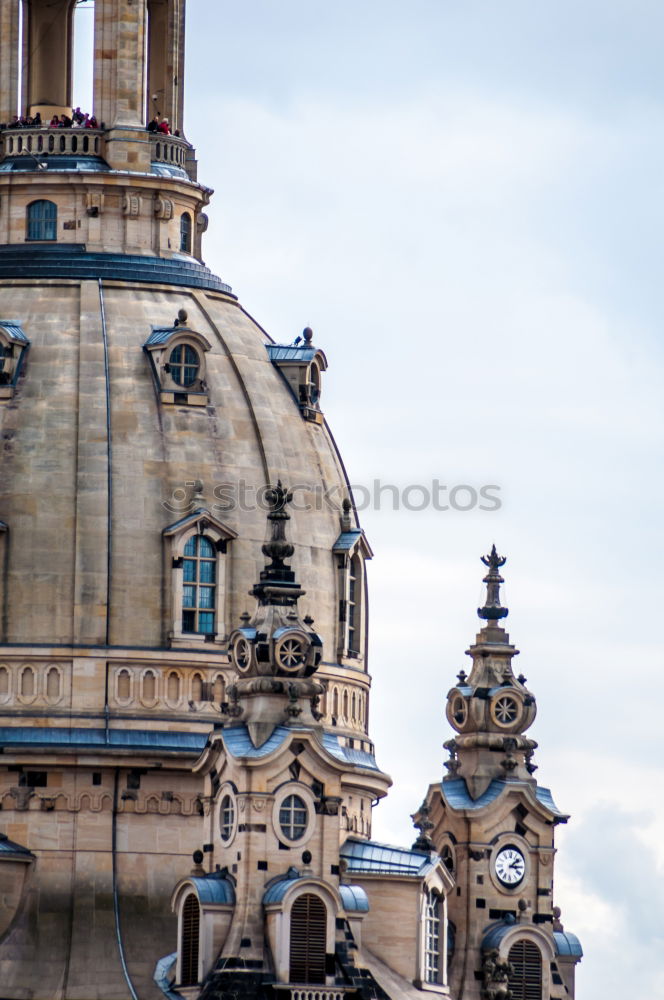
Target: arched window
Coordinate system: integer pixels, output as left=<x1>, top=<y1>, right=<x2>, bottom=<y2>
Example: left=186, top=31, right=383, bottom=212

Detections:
left=180, top=212, right=192, bottom=253
left=191, top=673, right=203, bottom=701
left=289, top=893, right=326, bottom=985
left=0, top=665, right=9, bottom=697
left=26, top=200, right=57, bottom=241
left=508, top=940, right=542, bottom=1000
left=347, top=555, right=360, bottom=655
left=167, top=671, right=181, bottom=702
left=220, top=793, right=234, bottom=842
left=214, top=674, right=225, bottom=704
left=182, top=536, right=216, bottom=635
left=117, top=669, right=131, bottom=700
left=424, top=889, right=441, bottom=985
left=180, top=893, right=200, bottom=987
left=168, top=343, right=199, bottom=386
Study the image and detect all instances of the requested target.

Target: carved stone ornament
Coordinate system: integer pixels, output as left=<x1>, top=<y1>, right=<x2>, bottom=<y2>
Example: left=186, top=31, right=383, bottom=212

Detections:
left=154, top=195, right=174, bottom=220
left=123, top=193, right=141, bottom=217
left=482, top=949, right=513, bottom=1000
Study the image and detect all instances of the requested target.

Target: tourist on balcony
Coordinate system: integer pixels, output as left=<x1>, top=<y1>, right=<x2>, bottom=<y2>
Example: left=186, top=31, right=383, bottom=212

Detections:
left=147, top=115, right=160, bottom=133
left=86, top=115, right=99, bottom=129
left=157, top=117, right=171, bottom=135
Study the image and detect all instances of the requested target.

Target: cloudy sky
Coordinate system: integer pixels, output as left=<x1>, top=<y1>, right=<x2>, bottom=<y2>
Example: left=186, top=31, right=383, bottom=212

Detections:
left=77, top=2, right=664, bottom=994
left=182, top=4, right=663, bottom=997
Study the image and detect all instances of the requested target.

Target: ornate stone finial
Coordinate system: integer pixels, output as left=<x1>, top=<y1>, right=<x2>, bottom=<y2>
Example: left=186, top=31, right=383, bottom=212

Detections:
left=260, top=480, right=295, bottom=576
left=411, top=803, right=435, bottom=852
left=340, top=496, right=352, bottom=532
left=477, top=545, right=509, bottom=621
left=302, top=326, right=313, bottom=344
left=178, top=308, right=188, bottom=324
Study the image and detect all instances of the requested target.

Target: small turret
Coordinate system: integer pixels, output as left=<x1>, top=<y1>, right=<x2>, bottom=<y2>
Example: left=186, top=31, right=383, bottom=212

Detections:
left=443, top=547, right=538, bottom=799
left=227, top=483, right=325, bottom=746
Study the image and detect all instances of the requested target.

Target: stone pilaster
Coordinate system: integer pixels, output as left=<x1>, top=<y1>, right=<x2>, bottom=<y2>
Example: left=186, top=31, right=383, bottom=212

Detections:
left=0, top=0, right=19, bottom=125
left=94, top=0, right=147, bottom=128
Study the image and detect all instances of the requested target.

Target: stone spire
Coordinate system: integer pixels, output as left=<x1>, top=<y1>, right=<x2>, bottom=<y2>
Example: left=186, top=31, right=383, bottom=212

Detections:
left=226, top=483, right=324, bottom=746
left=443, top=548, right=538, bottom=799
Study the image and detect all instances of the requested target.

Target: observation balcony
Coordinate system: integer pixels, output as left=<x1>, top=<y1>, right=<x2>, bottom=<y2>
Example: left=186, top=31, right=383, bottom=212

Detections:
left=0, top=127, right=103, bottom=159
left=0, top=127, right=196, bottom=180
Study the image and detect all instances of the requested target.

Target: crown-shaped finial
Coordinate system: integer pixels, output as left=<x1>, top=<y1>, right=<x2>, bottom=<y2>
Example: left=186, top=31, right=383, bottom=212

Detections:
left=477, top=544, right=509, bottom=621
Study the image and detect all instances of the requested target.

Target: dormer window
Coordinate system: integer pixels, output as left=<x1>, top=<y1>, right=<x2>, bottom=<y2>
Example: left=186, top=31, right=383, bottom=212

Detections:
left=144, top=310, right=210, bottom=406
left=266, top=329, right=328, bottom=424
left=0, top=321, right=30, bottom=401
left=182, top=535, right=216, bottom=635
left=26, top=200, right=57, bottom=241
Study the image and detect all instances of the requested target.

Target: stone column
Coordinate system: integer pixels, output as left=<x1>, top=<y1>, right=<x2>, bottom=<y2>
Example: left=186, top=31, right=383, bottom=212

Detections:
left=0, top=0, right=19, bottom=125
left=94, top=0, right=147, bottom=128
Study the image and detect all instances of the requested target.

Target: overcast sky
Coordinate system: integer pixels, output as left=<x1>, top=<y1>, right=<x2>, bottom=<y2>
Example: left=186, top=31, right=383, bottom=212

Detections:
left=185, top=5, right=664, bottom=998
left=76, top=2, right=664, bottom=995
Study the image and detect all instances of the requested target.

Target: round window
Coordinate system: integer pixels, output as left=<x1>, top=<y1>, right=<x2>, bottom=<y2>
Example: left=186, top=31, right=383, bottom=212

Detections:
left=492, top=694, right=521, bottom=727
left=279, top=794, right=308, bottom=841
left=169, top=343, right=199, bottom=386
left=275, top=633, right=308, bottom=673
left=451, top=695, right=467, bottom=727
left=220, top=793, right=235, bottom=842
left=233, top=637, right=252, bottom=674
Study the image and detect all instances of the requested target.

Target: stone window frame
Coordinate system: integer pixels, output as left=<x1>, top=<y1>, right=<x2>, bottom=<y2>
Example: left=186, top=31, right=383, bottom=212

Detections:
left=266, top=878, right=339, bottom=987
left=26, top=199, right=57, bottom=241
left=0, top=662, right=12, bottom=704
left=180, top=211, right=192, bottom=253
left=272, top=782, right=317, bottom=849
left=413, top=865, right=454, bottom=994
left=217, top=782, right=238, bottom=846
left=336, top=533, right=373, bottom=668
left=164, top=510, right=237, bottom=649
left=17, top=664, right=38, bottom=705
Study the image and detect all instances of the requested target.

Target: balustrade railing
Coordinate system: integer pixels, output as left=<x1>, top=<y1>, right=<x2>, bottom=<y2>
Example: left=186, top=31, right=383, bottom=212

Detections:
left=0, top=127, right=103, bottom=158
left=150, top=133, right=189, bottom=168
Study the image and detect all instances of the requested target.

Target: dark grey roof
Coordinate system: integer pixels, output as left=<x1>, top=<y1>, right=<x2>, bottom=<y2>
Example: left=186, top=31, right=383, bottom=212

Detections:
left=339, top=883, right=370, bottom=912
left=442, top=778, right=505, bottom=811
left=222, top=724, right=289, bottom=759
left=321, top=733, right=379, bottom=771
left=481, top=916, right=517, bottom=950
left=263, top=868, right=301, bottom=905
left=442, top=777, right=568, bottom=821
left=333, top=530, right=363, bottom=552
left=151, top=162, right=189, bottom=180
left=340, top=837, right=435, bottom=877
left=266, top=344, right=317, bottom=363
left=554, top=929, right=583, bottom=957
left=188, top=874, right=235, bottom=906
left=0, top=320, right=29, bottom=343
left=0, top=832, right=34, bottom=859
left=0, top=155, right=110, bottom=172
left=0, top=727, right=206, bottom=753
left=0, top=244, right=233, bottom=294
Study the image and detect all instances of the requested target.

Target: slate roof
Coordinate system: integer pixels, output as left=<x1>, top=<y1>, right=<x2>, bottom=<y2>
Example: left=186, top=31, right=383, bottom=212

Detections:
left=340, top=837, right=435, bottom=877
left=442, top=777, right=568, bottom=820
left=188, top=874, right=235, bottom=906
left=265, top=344, right=318, bottom=363
left=322, top=732, right=379, bottom=771
left=554, top=929, right=583, bottom=957
left=0, top=832, right=34, bottom=860
left=221, top=725, right=380, bottom=771
left=0, top=727, right=206, bottom=753
left=333, top=530, right=364, bottom=552
left=0, top=320, right=29, bottom=343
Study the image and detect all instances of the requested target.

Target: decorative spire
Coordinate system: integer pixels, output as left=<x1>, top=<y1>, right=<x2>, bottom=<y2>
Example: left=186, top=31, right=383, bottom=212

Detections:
left=260, top=481, right=295, bottom=579
left=477, top=544, right=509, bottom=621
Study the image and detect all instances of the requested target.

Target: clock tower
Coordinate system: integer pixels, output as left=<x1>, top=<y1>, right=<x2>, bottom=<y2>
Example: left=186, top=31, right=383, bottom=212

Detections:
left=413, top=549, right=582, bottom=1000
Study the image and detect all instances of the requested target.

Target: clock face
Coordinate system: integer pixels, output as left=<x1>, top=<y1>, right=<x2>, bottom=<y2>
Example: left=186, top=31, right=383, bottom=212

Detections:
left=494, top=846, right=526, bottom=886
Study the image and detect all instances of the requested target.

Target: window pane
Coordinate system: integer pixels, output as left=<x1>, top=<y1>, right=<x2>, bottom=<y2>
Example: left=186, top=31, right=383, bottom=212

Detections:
left=183, top=559, right=196, bottom=582
left=199, top=586, right=214, bottom=609
left=199, top=560, right=215, bottom=583
left=184, top=537, right=196, bottom=556
left=183, top=585, right=196, bottom=607
left=198, top=537, right=214, bottom=558
left=182, top=610, right=195, bottom=631
left=198, top=612, right=215, bottom=634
